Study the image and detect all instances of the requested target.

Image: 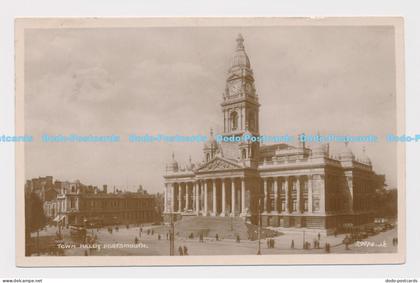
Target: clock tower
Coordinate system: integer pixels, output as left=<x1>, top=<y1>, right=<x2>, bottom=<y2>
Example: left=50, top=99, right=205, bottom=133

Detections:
left=222, top=34, right=260, bottom=137
left=221, top=34, right=260, bottom=168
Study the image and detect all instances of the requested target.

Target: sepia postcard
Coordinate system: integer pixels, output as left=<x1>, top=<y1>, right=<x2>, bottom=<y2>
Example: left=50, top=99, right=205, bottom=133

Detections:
left=15, top=17, right=405, bottom=266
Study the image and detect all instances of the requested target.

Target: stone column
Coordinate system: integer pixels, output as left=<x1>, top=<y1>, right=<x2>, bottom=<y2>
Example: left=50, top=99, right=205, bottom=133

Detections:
left=196, top=182, right=200, bottom=214
left=164, top=183, right=168, bottom=213
left=285, top=177, right=289, bottom=213
left=296, top=177, right=301, bottom=213
left=241, top=177, right=246, bottom=215
left=212, top=179, right=217, bottom=216
left=263, top=178, right=268, bottom=213
left=222, top=179, right=226, bottom=216
left=308, top=176, right=313, bottom=213
left=320, top=175, right=326, bottom=213
left=273, top=178, right=278, bottom=213
left=178, top=183, right=182, bottom=213
left=171, top=183, right=175, bottom=213
left=185, top=183, right=189, bottom=211
left=204, top=180, right=208, bottom=215
left=192, top=183, right=195, bottom=211
left=231, top=179, right=236, bottom=216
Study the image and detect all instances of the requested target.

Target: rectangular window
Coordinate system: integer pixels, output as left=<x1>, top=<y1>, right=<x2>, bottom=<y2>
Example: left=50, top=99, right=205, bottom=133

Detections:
left=313, top=199, right=320, bottom=212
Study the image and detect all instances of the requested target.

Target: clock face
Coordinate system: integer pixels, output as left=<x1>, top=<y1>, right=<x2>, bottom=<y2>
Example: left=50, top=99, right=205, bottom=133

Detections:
left=245, top=82, right=253, bottom=94
left=229, top=80, right=241, bottom=96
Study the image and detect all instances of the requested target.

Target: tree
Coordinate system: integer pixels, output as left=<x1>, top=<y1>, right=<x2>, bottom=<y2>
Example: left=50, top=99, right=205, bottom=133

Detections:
left=25, top=191, right=47, bottom=255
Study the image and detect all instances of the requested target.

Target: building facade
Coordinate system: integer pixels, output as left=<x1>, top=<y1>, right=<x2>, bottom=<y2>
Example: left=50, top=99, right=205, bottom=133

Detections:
left=26, top=177, right=159, bottom=227
left=163, top=34, right=385, bottom=234
left=56, top=191, right=158, bottom=226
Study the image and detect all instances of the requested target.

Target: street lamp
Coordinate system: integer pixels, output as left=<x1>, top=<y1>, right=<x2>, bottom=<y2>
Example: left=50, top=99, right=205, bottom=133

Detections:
left=169, top=206, right=175, bottom=256
left=257, top=192, right=262, bottom=255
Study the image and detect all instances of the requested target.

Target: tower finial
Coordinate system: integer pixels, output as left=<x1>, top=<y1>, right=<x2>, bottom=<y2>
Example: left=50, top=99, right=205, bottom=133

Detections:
left=236, top=33, right=244, bottom=50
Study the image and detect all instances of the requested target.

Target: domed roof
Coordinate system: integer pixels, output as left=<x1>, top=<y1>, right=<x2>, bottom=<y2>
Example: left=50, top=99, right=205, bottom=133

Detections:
left=166, top=152, right=179, bottom=172
left=204, top=128, right=218, bottom=150
left=230, top=34, right=251, bottom=70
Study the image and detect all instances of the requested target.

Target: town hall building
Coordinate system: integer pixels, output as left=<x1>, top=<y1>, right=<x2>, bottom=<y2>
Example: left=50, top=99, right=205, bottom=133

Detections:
left=163, top=34, right=384, bottom=234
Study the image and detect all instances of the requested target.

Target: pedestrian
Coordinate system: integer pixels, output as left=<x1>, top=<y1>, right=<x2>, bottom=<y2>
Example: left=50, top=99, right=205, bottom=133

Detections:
left=318, top=232, right=321, bottom=241
left=183, top=246, right=188, bottom=255
left=291, top=240, right=295, bottom=249
left=178, top=246, right=183, bottom=256
left=134, top=237, right=139, bottom=244
left=158, top=234, right=161, bottom=240
left=236, top=235, right=240, bottom=243
left=325, top=243, right=330, bottom=253
left=344, top=236, right=350, bottom=250
left=266, top=238, right=270, bottom=248
left=215, top=234, right=219, bottom=241
left=271, top=239, right=275, bottom=248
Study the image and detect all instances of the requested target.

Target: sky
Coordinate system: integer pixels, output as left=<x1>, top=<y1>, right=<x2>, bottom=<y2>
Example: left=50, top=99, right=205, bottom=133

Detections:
left=24, top=25, right=397, bottom=192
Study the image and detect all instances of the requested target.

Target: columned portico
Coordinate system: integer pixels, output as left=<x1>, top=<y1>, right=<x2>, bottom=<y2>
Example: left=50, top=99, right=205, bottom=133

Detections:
left=164, top=177, right=249, bottom=218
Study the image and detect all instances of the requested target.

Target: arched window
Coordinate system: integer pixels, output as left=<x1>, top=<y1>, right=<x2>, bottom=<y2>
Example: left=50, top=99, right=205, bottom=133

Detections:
left=230, top=111, right=238, bottom=131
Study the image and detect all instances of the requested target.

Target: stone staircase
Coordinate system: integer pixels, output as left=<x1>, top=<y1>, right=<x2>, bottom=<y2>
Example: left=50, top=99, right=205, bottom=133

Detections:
left=172, top=216, right=280, bottom=240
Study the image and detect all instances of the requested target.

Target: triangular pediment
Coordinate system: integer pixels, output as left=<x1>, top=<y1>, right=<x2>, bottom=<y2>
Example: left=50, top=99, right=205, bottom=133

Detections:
left=197, top=157, right=242, bottom=172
